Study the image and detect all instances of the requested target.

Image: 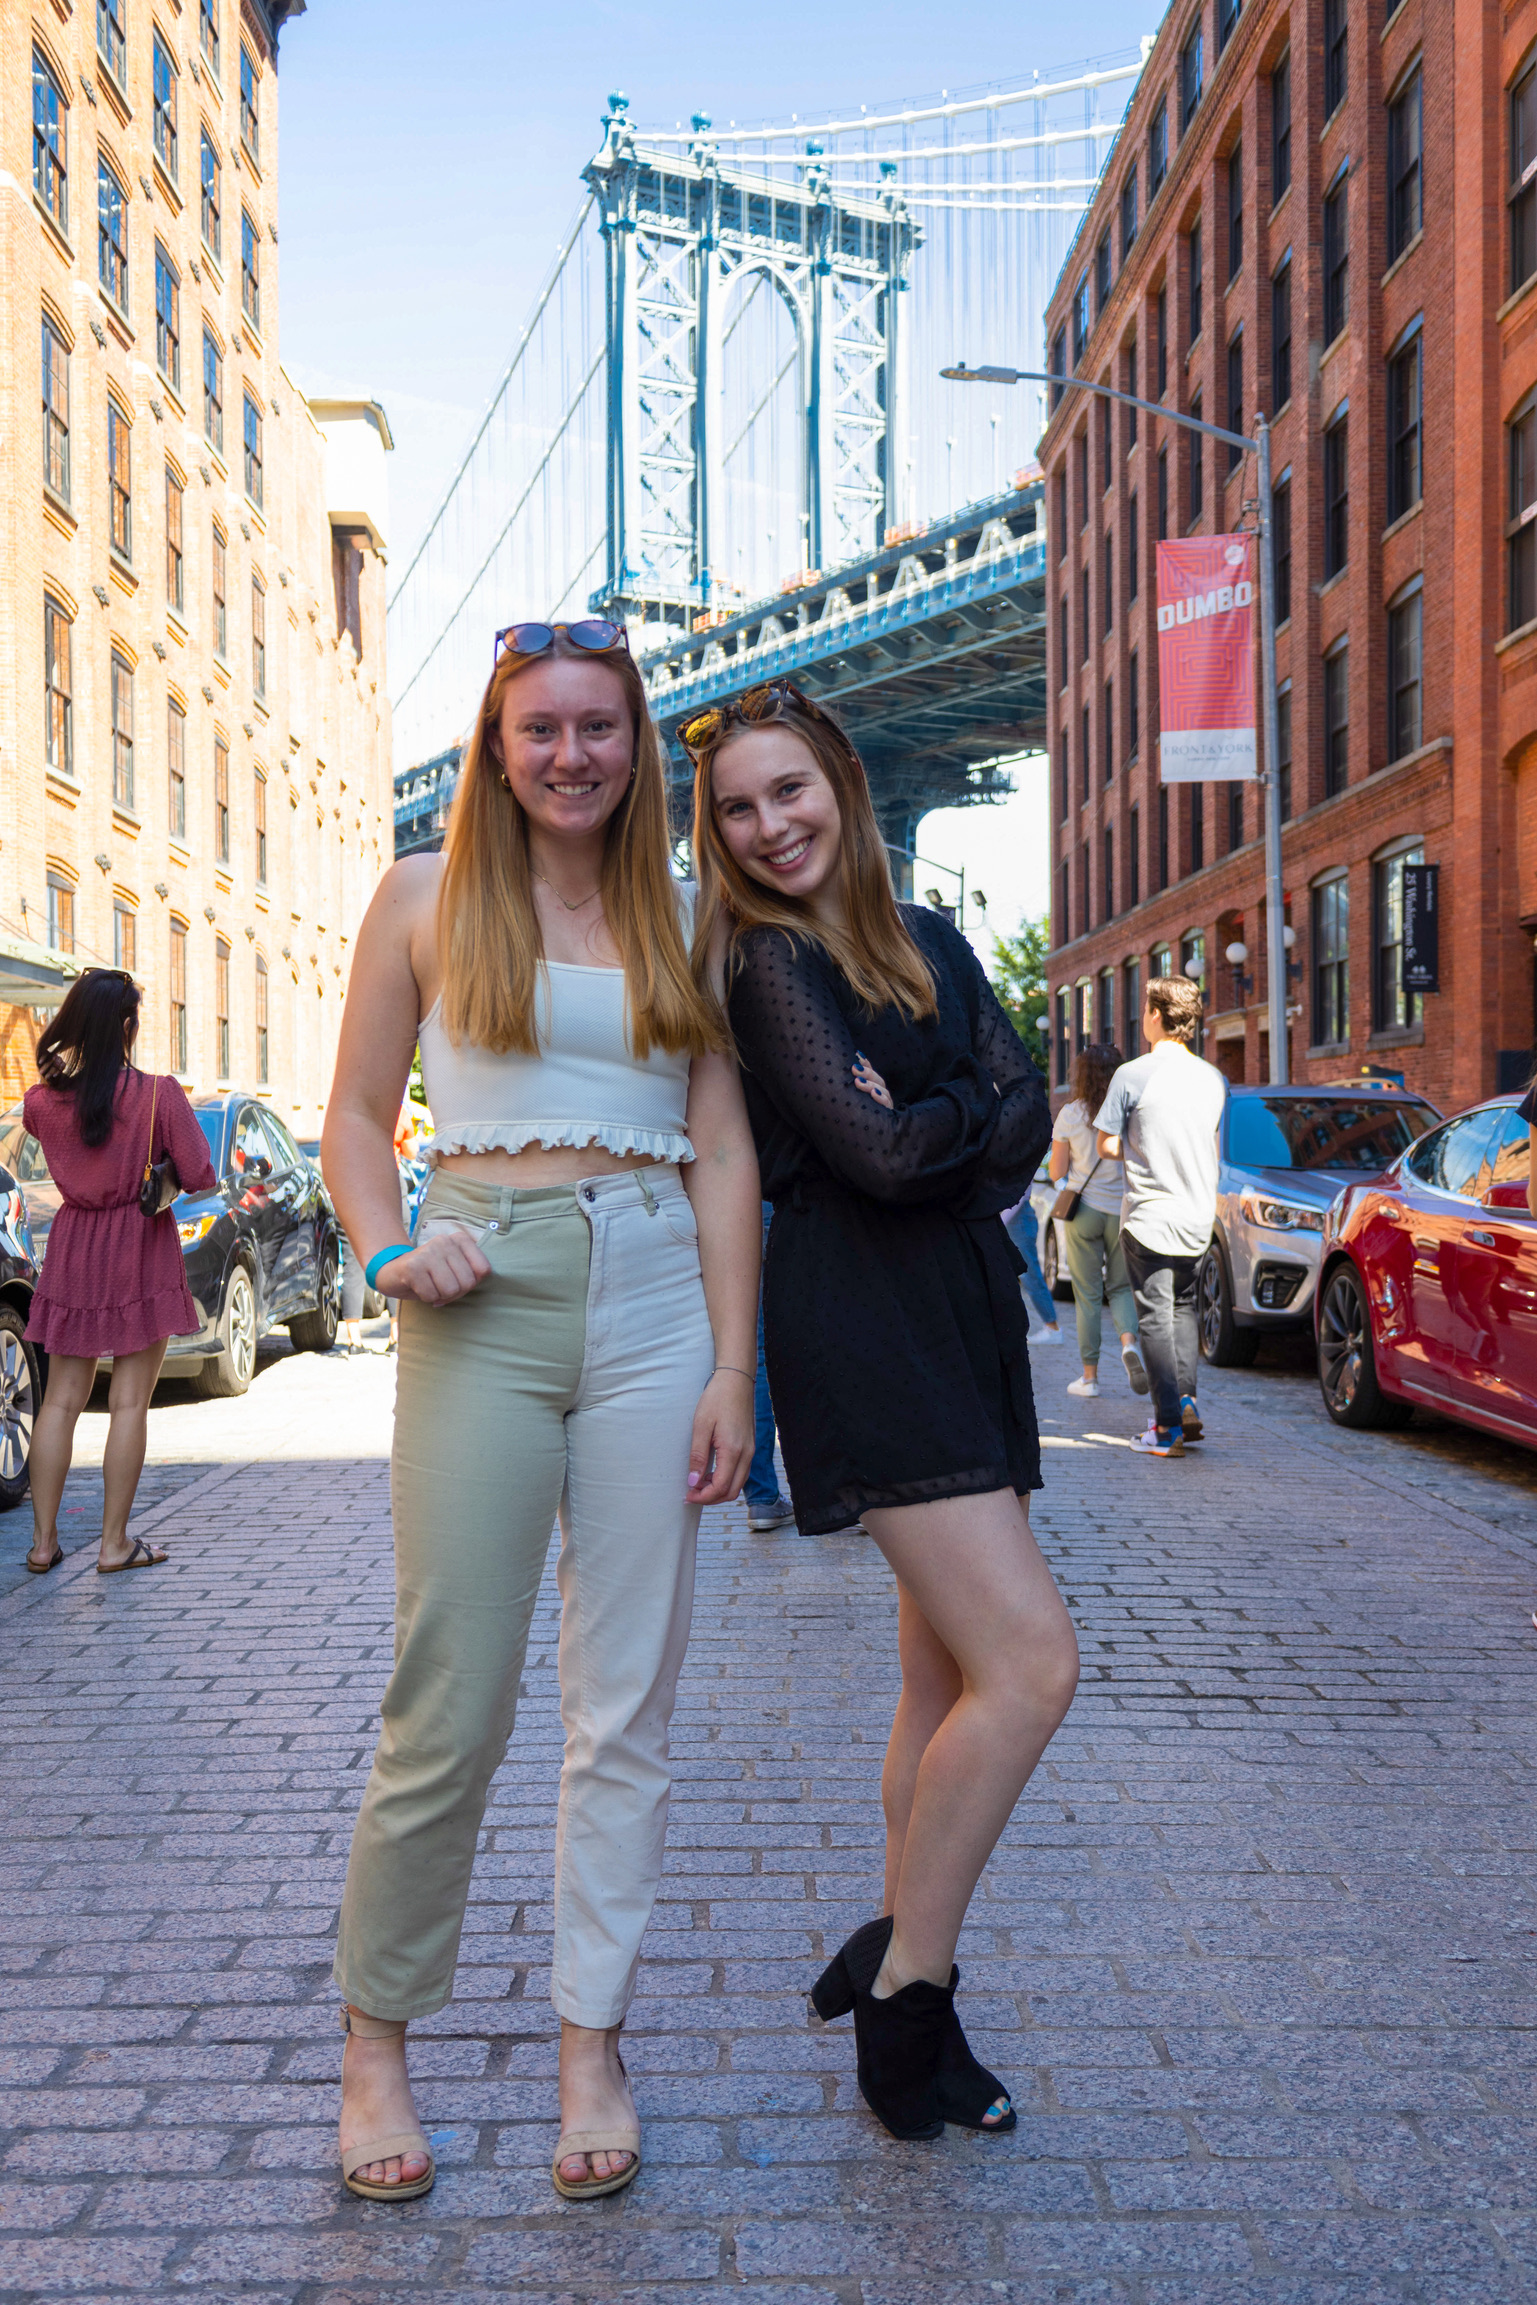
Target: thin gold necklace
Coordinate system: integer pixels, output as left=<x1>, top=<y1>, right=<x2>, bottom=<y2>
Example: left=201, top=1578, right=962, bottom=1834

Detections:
left=534, top=870, right=602, bottom=913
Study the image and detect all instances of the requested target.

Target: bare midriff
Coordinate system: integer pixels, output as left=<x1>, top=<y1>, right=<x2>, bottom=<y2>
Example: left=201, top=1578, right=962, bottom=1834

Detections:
left=435, top=1142, right=665, bottom=1188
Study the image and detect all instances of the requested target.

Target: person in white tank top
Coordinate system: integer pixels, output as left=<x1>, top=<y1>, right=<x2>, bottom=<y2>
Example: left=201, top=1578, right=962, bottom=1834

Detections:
left=321, top=623, right=761, bottom=2206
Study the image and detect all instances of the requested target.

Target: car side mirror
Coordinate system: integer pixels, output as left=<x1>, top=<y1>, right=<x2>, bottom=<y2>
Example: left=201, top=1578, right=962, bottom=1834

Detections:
left=248, top=1156, right=272, bottom=1181
left=1484, top=1180, right=1529, bottom=1211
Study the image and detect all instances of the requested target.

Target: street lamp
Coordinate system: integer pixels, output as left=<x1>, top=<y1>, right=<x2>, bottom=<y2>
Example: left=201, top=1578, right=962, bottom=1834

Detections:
left=942, top=360, right=1289, bottom=1083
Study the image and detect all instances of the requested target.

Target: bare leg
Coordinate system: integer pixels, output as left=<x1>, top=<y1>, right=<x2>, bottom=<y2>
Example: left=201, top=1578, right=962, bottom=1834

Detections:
left=26, top=1353, right=99, bottom=1567
left=556, top=2020, right=637, bottom=2185
left=880, top=1587, right=961, bottom=1914
left=861, top=1488, right=1078, bottom=1995
left=98, top=1341, right=169, bottom=1566
left=338, top=2012, right=430, bottom=2189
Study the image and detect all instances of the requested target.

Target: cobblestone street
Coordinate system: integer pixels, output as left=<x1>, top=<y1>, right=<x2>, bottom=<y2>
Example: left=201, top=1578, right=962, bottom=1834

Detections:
left=2, top=1336, right=1536, bottom=2303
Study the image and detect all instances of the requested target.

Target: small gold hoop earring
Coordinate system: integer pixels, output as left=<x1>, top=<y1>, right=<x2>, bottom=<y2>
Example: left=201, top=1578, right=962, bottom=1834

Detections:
left=500, top=772, right=512, bottom=791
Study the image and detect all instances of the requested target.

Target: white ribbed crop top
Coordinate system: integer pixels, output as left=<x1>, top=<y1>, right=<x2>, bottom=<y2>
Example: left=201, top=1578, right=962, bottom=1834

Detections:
left=416, top=891, right=696, bottom=1167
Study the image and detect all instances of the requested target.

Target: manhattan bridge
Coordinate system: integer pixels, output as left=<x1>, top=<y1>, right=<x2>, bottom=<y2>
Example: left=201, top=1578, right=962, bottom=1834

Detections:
left=388, top=44, right=1150, bottom=883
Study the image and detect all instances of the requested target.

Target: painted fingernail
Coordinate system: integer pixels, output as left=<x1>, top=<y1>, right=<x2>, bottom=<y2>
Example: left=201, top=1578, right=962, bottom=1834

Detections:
left=687, top=1472, right=701, bottom=1489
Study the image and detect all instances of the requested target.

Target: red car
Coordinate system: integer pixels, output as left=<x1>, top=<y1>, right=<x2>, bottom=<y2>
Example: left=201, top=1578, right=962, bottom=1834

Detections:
left=1316, top=1093, right=1537, bottom=1447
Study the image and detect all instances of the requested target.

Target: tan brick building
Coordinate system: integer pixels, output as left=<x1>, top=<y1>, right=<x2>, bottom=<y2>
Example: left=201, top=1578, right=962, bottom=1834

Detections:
left=1, top=0, right=393, bottom=1136
left=1041, top=0, right=1537, bottom=1114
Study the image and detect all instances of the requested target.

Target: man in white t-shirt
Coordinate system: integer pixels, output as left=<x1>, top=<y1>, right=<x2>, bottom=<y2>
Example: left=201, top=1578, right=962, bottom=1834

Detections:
left=1095, top=977, right=1228, bottom=1458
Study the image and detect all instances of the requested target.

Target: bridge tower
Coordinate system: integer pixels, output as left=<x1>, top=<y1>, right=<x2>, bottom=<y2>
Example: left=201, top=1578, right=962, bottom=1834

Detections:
left=584, top=97, right=917, bottom=636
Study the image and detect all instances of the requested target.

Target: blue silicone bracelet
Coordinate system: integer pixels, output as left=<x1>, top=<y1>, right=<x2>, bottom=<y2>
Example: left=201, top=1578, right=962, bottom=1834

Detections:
left=364, top=1243, right=412, bottom=1293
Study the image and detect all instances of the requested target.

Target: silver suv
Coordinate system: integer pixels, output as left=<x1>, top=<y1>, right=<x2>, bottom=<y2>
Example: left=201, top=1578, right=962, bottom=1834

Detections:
left=1200, top=1084, right=1441, bottom=1365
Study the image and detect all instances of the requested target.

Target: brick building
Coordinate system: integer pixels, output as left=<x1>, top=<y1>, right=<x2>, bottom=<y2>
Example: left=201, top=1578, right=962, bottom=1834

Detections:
left=1040, top=0, right=1537, bottom=1113
left=1, top=0, right=394, bottom=1136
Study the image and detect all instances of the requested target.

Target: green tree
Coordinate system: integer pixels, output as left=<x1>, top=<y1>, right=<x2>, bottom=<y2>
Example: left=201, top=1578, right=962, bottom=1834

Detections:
left=989, top=916, right=1050, bottom=1076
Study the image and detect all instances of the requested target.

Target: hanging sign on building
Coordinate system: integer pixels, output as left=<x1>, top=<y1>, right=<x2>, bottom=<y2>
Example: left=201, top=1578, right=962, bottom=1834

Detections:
left=1402, top=862, right=1440, bottom=994
left=1155, top=534, right=1256, bottom=783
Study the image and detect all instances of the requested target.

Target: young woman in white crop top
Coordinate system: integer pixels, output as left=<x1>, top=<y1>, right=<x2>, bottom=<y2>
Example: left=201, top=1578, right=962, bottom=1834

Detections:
left=322, top=624, right=760, bottom=2206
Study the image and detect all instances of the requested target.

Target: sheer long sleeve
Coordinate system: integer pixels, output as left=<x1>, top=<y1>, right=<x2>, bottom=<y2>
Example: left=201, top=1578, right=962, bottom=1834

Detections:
left=951, top=934, right=1052, bottom=1209
left=729, top=929, right=1000, bottom=1205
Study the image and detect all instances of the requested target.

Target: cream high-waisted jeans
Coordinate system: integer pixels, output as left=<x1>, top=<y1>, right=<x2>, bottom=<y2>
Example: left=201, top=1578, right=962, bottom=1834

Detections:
left=334, top=1162, right=716, bottom=2028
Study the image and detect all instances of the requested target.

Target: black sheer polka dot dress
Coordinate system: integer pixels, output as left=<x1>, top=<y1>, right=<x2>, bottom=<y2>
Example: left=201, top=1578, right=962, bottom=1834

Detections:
left=728, top=904, right=1053, bottom=1537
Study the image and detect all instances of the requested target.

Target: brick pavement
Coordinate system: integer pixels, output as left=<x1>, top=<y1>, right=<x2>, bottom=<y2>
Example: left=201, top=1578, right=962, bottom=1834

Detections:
left=0, top=1340, right=1536, bottom=2302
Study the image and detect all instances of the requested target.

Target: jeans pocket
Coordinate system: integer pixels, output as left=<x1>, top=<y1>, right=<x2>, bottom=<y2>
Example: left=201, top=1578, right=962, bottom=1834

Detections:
left=662, top=1197, right=700, bottom=1247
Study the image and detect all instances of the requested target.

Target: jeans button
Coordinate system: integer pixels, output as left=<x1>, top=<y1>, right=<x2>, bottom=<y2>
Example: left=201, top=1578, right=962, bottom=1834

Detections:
left=583, top=1186, right=596, bottom=1204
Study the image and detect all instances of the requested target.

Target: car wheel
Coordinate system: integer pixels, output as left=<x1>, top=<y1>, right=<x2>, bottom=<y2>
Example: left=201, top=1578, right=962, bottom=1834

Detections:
left=191, top=1264, right=258, bottom=1398
left=0, top=1305, right=41, bottom=1512
left=1198, top=1242, right=1259, bottom=1367
left=1317, top=1261, right=1411, bottom=1429
left=1042, top=1222, right=1073, bottom=1301
left=287, top=1246, right=340, bottom=1353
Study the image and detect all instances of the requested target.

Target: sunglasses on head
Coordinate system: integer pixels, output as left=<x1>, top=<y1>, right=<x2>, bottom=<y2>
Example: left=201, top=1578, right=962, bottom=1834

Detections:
left=679, top=679, right=830, bottom=759
left=492, top=618, right=629, bottom=665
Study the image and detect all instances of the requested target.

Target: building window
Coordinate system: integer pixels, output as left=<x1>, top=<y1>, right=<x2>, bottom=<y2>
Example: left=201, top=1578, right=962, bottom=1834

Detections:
left=110, top=649, right=134, bottom=809
left=1226, top=334, right=1243, bottom=471
left=252, top=572, right=266, bottom=698
left=1227, top=143, right=1243, bottom=280
left=1312, top=875, right=1350, bottom=1047
left=200, top=0, right=220, bottom=75
left=1189, top=218, right=1203, bottom=342
left=1099, top=967, right=1116, bottom=1042
left=1271, top=257, right=1292, bottom=411
left=1388, top=68, right=1422, bottom=263
left=1057, top=729, right=1068, bottom=821
left=108, top=398, right=131, bottom=562
left=1276, top=680, right=1292, bottom=819
left=1103, top=533, right=1114, bottom=635
left=1129, top=809, right=1141, bottom=908
left=152, top=34, right=178, bottom=182
left=1189, top=393, right=1203, bottom=524
left=214, top=735, right=230, bottom=862
left=47, top=872, right=75, bottom=954
left=1072, top=273, right=1089, bottom=364
left=255, top=766, right=268, bottom=884
left=1512, top=56, right=1537, bottom=296
left=1324, top=0, right=1348, bottom=117
left=1129, top=651, right=1140, bottom=753
left=1054, top=987, right=1070, bottom=1085
left=1181, top=19, right=1204, bottom=134
left=1388, top=585, right=1423, bottom=762
left=216, top=938, right=231, bottom=1079
left=1126, top=340, right=1138, bottom=445
left=1081, top=701, right=1090, bottom=799
left=1096, top=230, right=1111, bottom=315
left=243, top=392, right=263, bottom=507
left=44, top=597, right=72, bottom=777
left=1055, top=465, right=1067, bottom=558
left=1149, top=96, right=1168, bottom=196
left=1104, top=678, right=1114, bottom=779
left=1123, top=956, right=1142, bottom=1052
left=1272, top=53, right=1291, bottom=202
left=32, top=49, right=67, bottom=232
left=1121, top=166, right=1139, bottom=262
left=1387, top=332, right=1422, bottom=523
left=1324, top=414, right=1348, bottom=579
left=1050, top=325, right=1066, bottom=410
left=241, top=209, right=261, bottom=332
left=256, top=953, right=269, bottom=1083
left=1079, top=848, right=1089, bottom=939
left=1323, top=172, right=1349, bottom=345
left=1128, top=493, right=1139, bottom=602
left=1080, top=567, right=1089, bottom=662
left=41, top=314, right=69, bottom=501
left=113, top=900, right=136, bottom=976
left=1156, top=286, right=1168, bottom=397
left=168, top=696, right=186, bottom=838
left=1508, top=395, right=1537, bottom=631
left=1157, top=446, right=1168, bottom=540
left=1158, top=784, right=1170, bottom=889
left=166, top=466, right=184, bottom=611
left=212, top=521, right=228, bottom=657
left=170, top=919, right=188, bottom=1071
left=1373, top=843, right=1424, bottom=1032
left=1191, top=783, right=1205, bottom=872
left=1075, top=430, right=1088, bottom=525
left=201, top=131, right=222, bottom=260
left=239, top=47, right=260, bottom=161
left=1103, top=827, right=1115, bottom=920
left=1273, top=469, right=1291, bottom=623
left=203, top=330, right=223, bottom=454
left=97, top=0, right=126, bottom=88
left=98, top=157, right=128, bottom=310
left=1058, top=596, right=1068, bottom=689
left=1218, top=0, right=1241, bottom=54
left=1100, top=387, right=1112, bottom=489
left=154, top=245, right=180, bottom=390
left=1228, top=781, right=1244, bottom=851
left=1324, top=642, right=1350, bottom=798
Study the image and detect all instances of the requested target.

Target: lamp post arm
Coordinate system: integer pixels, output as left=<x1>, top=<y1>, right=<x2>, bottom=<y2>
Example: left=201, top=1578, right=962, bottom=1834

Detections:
left=941, top=363, right=1257, bottom=456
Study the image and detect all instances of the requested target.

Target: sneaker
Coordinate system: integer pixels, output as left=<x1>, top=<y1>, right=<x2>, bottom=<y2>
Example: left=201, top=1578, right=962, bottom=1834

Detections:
left=1180, top=1394, right=1204, bottom=1441
left=1121, top=1343, right=1150, bottom=1396
left=1129, top=1426, right=1185, bottom=1457
left=1027, top=1321, right=1062, bottom=1345
left=747, top=1493, right=796, bottom=1532
left=1066, top=1375, right=1100, bottom=1398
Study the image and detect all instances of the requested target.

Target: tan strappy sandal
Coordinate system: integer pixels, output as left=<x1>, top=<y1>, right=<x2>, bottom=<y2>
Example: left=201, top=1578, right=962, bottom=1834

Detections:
left=550, top=2054, right=641, bottom=2202
left=338, top=2009, right=435, bottom=2203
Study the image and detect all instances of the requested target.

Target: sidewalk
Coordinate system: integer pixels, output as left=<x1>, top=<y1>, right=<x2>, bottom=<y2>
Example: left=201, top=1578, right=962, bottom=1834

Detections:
left=0, top=1345, right=1535, bottom=2301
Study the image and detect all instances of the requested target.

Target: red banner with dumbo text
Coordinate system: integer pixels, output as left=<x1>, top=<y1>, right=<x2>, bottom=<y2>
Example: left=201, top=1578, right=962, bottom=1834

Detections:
left=1155, top=534, right=1256, bottom=783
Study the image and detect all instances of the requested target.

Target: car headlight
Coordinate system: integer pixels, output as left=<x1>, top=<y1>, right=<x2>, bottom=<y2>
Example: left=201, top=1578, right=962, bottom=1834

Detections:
left=177, top=1211, right=218, bottom=1246
left=1239, top=1191, right=1326, bottom=1233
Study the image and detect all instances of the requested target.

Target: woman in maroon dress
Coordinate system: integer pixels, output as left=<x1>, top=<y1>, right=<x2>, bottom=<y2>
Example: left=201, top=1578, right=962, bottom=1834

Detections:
left=21, top=970, right=216, bottom=1574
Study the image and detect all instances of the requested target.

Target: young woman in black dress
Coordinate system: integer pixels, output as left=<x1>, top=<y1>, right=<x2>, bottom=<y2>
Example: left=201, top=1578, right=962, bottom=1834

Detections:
left=686, top=680, right=1080, bottom=2141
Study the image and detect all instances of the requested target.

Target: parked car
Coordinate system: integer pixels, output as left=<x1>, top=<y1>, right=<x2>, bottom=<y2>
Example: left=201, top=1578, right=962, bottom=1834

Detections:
left=0, top=1152, right=42, bottom=1512
left=1027, top=1153, right=1073, bottom=1299
left=1315, top=1093, right=1537, bottom=1447
left=1199, top=1084, right=1442, bottom=1366
left=295, top=1135, right=426, bottom=1319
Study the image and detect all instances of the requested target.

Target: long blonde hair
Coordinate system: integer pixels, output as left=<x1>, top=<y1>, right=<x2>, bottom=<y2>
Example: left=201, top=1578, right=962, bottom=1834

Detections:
left=437, top=636, right=724, bottom=1059
left=689, top=699, right=937, bottom=1021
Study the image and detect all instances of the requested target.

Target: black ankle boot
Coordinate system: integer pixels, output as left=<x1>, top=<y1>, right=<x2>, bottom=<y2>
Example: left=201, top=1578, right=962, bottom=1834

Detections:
left=810, top=1915, right=943, bottom=2141
left=935, top=1972, right=1017, bottom=2134
left=812, top=1919, right=1016, bottom=2136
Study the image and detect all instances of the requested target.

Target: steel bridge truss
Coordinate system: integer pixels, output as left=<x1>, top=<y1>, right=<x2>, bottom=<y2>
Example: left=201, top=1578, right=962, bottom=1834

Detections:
left=585, top=99, right=917, bottom=630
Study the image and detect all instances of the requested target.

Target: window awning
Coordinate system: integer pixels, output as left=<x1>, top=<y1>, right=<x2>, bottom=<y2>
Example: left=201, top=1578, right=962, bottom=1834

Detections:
left=0, top=934, right=83, bottom=1005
